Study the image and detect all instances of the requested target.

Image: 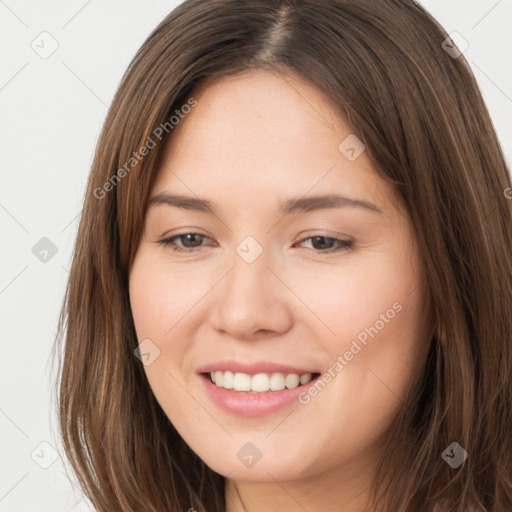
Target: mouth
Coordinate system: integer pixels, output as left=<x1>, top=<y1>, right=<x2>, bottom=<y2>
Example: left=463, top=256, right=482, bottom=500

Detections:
left=197, top=364, right=323, bottom=416
left=201, top=371, right=322, bottom=394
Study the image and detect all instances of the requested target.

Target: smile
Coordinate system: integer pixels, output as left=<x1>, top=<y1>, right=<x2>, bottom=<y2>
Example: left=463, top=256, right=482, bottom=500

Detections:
left=206, top=371, right=319, bottom=393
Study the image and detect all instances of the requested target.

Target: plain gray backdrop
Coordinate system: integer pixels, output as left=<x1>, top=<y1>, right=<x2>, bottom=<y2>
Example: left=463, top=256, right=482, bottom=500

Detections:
left=1, top=1, right=511, bottom=510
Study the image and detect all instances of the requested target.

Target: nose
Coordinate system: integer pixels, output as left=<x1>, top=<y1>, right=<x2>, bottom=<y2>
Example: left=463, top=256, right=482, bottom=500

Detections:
left=209, top=245, right=293, bottom=341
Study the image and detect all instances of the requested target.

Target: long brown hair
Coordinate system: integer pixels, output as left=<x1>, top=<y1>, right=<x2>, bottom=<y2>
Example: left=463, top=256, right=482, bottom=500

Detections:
left=51, top=1, right=512, bottom=510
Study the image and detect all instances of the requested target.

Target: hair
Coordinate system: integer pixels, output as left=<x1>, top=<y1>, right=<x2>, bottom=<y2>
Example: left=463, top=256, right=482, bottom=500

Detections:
left=51, top=0, right=512, bottom=511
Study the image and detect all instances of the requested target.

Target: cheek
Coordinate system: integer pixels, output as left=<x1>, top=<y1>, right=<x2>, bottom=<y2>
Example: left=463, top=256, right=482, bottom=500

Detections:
left=129, top=253, right=200, bottom=345
left=129, top=255, right=201, bottom=418
left=293, top=281, right=425, bottom=470
left=294, top=245, right=427, bottom=414
left=291, top=251, right=422, bottom=351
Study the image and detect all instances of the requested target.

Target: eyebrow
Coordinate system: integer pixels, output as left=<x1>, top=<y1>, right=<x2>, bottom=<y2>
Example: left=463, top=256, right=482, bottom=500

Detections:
left=148, top=192, right=383, bottom=215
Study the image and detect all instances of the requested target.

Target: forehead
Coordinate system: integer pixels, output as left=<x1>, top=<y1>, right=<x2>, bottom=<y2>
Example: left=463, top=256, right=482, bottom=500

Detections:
left=151, top=70, right=396, bottom=215
left=165, top=70, right=345, bottom=156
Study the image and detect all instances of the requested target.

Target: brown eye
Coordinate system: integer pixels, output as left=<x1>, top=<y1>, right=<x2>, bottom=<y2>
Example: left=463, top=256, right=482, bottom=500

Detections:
left=295, top=236, right=354, bottom=254
left=158, top=233, right=212, bottom=253
left=158, top=233, right=354, bottom=255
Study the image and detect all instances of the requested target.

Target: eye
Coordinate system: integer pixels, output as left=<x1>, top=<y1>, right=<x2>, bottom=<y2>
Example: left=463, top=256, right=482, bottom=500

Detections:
left=294, top=235, right=354, bottom=254
left=158, top=233, right=213, bottom=253
left=157, top=233, right=354, bottom=255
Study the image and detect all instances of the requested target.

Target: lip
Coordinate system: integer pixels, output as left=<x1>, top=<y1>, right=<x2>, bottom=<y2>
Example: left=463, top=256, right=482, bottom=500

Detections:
left=197, top=362, right=321, bottom=417
left=196, top=360, right=319, bottom=375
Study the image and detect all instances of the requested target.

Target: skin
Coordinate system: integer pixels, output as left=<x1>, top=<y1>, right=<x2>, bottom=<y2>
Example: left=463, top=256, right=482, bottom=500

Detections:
left=129, top=70, right=430, bottom=512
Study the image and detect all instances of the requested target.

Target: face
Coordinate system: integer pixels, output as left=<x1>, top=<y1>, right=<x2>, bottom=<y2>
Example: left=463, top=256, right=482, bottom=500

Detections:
left=129, top=70, right=429, bottom=486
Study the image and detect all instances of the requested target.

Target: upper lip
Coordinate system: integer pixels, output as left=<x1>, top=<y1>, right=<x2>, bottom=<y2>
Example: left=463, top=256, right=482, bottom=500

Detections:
left=196, top=360, right=319, bottom=375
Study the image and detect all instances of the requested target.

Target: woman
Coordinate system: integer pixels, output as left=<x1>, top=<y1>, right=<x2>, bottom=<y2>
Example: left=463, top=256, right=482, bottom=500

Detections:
left=52, top=1, right=512, bottom=511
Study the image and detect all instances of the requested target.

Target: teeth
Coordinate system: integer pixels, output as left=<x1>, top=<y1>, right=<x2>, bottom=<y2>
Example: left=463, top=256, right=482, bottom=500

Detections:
left=299, top=373, right=312, bottom=385
left=252, top=373, right=270, bottom=392
left=223, top=371, right=234, bottom=389
left=233, top=372, right=251, bottom=391
left=209, top=371, right=314, bottom=392
left=285, top=373, right=300, bottom=389
left=270, top=372, right=286, bottom=391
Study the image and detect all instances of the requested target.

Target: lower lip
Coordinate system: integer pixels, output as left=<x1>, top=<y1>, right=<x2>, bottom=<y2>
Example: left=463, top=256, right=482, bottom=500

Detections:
left=199, top=374, right=320, bottom=417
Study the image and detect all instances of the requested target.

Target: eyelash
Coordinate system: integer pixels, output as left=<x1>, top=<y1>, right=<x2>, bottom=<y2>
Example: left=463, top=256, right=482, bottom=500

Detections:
left=157, top=233, right=354, bottom=254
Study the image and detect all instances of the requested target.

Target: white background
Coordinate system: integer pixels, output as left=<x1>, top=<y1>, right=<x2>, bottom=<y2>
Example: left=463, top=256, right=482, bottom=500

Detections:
left=1, top=1, right=511, bottom=510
